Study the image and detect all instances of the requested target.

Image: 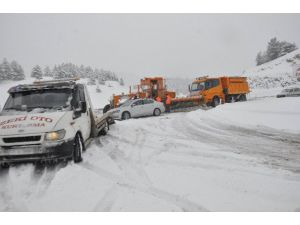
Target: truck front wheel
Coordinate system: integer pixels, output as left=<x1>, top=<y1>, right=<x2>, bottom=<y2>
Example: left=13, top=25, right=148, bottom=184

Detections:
left=211, top=96, right=220, bottom=107
left=73, top=133, right=84, bottom=163
left=99, top=120, right=109, bottom=136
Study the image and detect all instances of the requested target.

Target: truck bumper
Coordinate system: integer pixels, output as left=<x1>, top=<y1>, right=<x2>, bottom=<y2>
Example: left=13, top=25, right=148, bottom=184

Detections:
left=0, top=140, right=74, bottom=164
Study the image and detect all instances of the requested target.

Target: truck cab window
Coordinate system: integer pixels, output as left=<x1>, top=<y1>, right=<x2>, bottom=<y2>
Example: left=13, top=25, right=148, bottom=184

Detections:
left=212, top=79, right=219, bottom=87
left=205, top=80, right=212, bottom=89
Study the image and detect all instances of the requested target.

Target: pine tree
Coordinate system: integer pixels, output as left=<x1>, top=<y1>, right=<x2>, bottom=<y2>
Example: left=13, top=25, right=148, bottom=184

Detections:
left=0, top=58, right=12, bottom=80
left=10, top=60, right=25, bottom=80
left=266, top=37, right=282, bottom=61
left=31, top=65, right=43, bottom=80
left=44, top=66, right=52, bottom=77
left=17, top=64, right=25, bottom=80
left=119, top=78, right=125, bottom=86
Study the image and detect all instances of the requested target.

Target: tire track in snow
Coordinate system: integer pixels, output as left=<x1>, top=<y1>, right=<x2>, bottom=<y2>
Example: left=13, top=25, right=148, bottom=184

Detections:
left=172, top=113, right=300, bottom=173
left=87, top=135, right=209, bottom=211
left=0, top=167, right=29, bottom=211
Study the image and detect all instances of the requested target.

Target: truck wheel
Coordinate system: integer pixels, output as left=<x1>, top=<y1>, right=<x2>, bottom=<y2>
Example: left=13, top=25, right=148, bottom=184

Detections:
left=73, top=133, right=84, bottom=163
left=99, top=120, right=109, bottom=136
left=153, top=108, right=161, bottom=116
left=0, top=163, right=9, bottom=169
left=103, top=104, right=111, bottom=113
left=212, top=97, right=220, bottom=107
left=240, top=94, right=247, bottom=101
left=122, top=111, right=131, bottom=120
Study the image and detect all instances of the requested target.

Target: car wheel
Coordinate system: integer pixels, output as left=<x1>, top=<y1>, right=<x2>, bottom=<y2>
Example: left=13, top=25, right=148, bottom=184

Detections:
left=153, top=108, right=161, bottom=116
left=73, top=133, right=84, bottom=163
left=122, top=111, right=131, bottom=120
left=211, top=96, right=220, bottom=107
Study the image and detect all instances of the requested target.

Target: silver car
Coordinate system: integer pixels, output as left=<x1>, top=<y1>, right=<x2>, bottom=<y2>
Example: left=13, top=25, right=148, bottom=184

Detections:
left=276, top=87, right=300, bottom=98
left=109, top=98, right=165, bottom=120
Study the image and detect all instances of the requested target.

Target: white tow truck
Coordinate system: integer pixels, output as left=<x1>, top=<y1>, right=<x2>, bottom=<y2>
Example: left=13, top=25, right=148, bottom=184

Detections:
left=0, top=78, right=113, bottom=167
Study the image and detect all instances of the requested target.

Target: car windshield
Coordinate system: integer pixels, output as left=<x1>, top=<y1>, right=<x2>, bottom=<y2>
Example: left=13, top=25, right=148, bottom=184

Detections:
left=2, top=89, right=72, bottom=112
left=120, top=100, right=135, bottom=107
left=191, top=82, right=205, bottom=91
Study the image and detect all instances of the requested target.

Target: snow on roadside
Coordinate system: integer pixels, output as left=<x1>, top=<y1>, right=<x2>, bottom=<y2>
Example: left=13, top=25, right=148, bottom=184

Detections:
left=189, top=97, right=300, bottom=133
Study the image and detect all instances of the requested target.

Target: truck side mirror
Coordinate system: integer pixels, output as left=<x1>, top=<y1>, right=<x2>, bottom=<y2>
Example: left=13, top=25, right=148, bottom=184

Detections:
left=75, top=101, right=87, bottom=113
left=188, top=85, right=191, bottom=92
left=80, top=101, right=87, bottom=113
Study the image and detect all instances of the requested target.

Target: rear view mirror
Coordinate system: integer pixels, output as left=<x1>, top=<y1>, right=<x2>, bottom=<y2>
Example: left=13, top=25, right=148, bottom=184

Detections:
left=75, top=101, right=87, bottom=113
left=80, top=101, right=87, bottom=113
left=188, top=85, right=191, bottom=92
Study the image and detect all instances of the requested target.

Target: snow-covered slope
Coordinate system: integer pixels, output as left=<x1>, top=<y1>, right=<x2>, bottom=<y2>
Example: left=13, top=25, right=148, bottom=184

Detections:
left=243, top=49, right=300, bottom=89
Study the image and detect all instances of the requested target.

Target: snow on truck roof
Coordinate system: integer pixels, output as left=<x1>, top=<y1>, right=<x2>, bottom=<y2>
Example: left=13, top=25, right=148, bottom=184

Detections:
left=8, top=78, right=80, bottom=93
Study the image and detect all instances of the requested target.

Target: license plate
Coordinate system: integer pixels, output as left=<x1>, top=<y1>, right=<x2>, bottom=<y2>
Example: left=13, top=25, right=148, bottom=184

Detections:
left=0, top=147, right=43, bottom=156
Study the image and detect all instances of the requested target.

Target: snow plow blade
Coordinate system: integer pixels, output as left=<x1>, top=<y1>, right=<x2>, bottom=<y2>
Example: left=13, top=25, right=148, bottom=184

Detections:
left=170, top=96, right=205, bottom=111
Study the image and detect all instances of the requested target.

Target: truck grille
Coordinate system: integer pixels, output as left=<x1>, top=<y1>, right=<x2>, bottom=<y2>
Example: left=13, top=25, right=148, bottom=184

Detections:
left=3, top=136, right=41, bottom=143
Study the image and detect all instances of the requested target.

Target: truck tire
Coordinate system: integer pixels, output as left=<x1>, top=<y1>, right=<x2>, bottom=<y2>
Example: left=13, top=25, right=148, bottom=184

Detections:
left=122, top=111, right=131, bottom=120
left=240, top=94, right=247, bottom=101
left=153, top=108, right=161, bottom=116
left=99, top=120, right=109, bottom=136
left=103, top=104, right=111, bottom=114
left=73, top=133, right=84, bottom=163
left=211, top=96, right=220, bottom=107
left=0, top=163, right=9, bottom=169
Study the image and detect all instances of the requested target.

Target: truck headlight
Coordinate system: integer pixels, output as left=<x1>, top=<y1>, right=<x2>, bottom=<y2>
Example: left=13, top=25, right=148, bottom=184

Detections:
left=45, top=129, right=66, bottom=141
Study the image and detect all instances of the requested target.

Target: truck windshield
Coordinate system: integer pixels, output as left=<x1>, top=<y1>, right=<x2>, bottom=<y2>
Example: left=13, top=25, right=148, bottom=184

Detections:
left=3, top=89, right=72, bottom=112
left=191, top=82, right=205, bottom=91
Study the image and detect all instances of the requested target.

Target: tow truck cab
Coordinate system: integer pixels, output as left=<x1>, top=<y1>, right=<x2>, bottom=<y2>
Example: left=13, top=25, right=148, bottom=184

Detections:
left=0, top=79, right=111, bottom=166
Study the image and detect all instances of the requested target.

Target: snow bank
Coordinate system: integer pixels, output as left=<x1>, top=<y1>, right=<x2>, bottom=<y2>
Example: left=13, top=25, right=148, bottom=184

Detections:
left=189, top=97, right=300, bottom=133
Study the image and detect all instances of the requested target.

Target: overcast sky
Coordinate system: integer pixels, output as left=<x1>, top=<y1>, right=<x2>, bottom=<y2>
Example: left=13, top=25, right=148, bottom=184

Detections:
left=0, top=14, right=300, bottom=81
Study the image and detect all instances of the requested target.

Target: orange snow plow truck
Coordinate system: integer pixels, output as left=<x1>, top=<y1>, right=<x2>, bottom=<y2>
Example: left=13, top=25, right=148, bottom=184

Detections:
left=188, top=76, right=250, bottom=107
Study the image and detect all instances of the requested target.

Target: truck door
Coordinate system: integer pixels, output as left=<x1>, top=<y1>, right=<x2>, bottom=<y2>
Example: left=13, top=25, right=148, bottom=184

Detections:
left=205, top=79, right=222, bottom=101
left=73, top=84, right=91, bottom=141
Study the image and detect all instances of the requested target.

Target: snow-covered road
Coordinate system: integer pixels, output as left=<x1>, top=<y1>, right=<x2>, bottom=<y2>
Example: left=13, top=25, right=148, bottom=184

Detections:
left=1, top=97, right=300, bottom=211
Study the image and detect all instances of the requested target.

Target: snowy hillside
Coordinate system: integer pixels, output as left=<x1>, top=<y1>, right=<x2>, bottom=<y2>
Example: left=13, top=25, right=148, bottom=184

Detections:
left=0, top=78, right=129, bottom=110
left=243, top=49, right=300, bottom=89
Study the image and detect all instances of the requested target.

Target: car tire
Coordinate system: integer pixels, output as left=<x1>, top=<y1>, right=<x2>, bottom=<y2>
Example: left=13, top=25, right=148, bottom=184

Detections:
left=153, top=108, right=161, bottom=116
left=73, top=133, right=84, bottom=163
left=211, top=96, right=220, bottom=107
left=122, top=111, right=131, bottom=120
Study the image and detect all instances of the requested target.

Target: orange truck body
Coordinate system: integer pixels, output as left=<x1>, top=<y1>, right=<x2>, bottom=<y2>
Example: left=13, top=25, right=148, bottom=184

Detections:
left=189, top=76, right=250, bottom=105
